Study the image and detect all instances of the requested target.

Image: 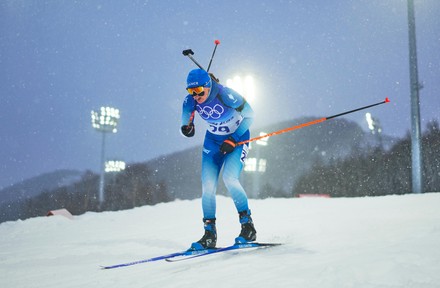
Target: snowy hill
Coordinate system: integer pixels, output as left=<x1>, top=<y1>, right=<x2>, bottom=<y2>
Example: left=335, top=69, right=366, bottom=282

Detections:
left=1, top=193, right=439, bottom=288
left=0, top=169, right=83, bottom=204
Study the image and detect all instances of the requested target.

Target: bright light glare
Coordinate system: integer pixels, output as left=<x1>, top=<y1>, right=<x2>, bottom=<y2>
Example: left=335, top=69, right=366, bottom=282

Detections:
left=244, top=157, right=266, bottom=172
left=105, top=160, right=126, bottom=172
left=365, top=113, right=374, bottom=131
left=226, top=75, right=255, bottom=104
left=91, top=106, right=120, bottom=133
left=244, top=75, right=255, bottom=103
left=256, top=132, right=268, bottom=146
left=244, top=158, right=257, bottom=172
left=226, top=76, right=242, bottom=94
left=258, top=159, right=267, bottom=172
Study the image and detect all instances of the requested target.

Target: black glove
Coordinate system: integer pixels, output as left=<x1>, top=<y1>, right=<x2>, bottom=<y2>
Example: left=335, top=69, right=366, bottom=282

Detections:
left=181, top=123, right=195, bottom=137
left=220, top=137, right=237, bottom=154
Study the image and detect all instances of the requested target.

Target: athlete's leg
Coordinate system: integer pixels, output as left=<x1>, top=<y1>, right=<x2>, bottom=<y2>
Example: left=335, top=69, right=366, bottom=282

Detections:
left=201, top=138, right=223, bottom=219
left=222, top=142, right=250, bottom=213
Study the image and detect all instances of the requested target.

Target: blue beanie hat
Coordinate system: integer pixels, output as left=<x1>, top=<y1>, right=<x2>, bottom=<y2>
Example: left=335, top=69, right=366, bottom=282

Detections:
left=186, top=69, right=212, bottom=89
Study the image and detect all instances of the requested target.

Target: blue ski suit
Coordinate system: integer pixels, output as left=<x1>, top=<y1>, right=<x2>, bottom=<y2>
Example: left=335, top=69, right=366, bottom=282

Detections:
left=181, top=80, right=254, bottom=220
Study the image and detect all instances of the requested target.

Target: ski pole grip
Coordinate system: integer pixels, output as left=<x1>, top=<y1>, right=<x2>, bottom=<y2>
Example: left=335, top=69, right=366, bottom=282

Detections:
left=182, top=49, right=194, bottom=56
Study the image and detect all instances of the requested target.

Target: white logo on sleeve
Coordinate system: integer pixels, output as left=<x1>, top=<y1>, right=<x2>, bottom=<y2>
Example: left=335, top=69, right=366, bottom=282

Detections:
left=227, top=93, right=238, bottom=103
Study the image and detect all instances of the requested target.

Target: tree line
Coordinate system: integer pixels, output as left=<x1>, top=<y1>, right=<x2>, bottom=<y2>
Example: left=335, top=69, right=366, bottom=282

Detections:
left=293, top=121, right=440, bottom=197
left=0, top=163, right=170, bottom=222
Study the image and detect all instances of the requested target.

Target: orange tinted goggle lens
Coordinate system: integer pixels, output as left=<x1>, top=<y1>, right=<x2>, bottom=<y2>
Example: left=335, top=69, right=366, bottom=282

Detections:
left=187, top=86, right=204, bottom=95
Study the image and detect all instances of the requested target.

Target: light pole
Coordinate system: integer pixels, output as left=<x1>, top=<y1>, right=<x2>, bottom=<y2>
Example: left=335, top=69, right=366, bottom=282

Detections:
left=91, top=106, right=120, bottom=207
left=407, top=0, right=423, bottom=193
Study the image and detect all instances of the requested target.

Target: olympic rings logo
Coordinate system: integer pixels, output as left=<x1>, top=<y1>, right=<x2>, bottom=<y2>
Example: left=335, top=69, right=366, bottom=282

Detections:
left=197, top=104, right=224, bottom=120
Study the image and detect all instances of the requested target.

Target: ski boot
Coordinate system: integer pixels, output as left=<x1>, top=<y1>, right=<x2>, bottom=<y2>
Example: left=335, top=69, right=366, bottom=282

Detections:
left=189, top=218, right=217, bottom=250
left=235, top=210, right=257, bottom=244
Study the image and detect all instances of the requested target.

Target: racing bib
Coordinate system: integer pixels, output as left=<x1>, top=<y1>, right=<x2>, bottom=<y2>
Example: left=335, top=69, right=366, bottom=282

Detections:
left=196, top=96, right=243, bottom=135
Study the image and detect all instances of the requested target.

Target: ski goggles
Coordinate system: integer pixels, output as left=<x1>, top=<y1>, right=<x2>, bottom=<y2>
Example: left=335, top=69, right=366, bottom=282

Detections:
left=187, top=86, right=205, bottom=97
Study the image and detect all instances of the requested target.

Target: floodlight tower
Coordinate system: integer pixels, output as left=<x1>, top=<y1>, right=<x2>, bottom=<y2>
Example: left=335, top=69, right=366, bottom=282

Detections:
left=91, top=106, right=120, bottom=207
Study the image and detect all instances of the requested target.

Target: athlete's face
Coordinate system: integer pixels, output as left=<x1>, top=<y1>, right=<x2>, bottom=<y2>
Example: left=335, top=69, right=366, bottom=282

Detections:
left=193, top=87, right=210, bottom=104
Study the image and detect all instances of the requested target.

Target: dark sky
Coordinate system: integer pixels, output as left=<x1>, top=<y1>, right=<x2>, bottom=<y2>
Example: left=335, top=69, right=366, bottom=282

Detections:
left=1, top=0, right=439, bottom=189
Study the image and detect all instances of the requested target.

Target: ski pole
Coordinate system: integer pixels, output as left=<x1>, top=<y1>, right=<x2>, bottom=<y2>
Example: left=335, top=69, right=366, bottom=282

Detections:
left=182, top=49, right=203, bottom=126
left=237, top=97, right=391, bottom=146
left=183, top=39, right=221, bottom=73
left=207, top=40, right=220, bottom=72
left=183, top=40, right=221, bottom=125
left=182, top=49, right=205, bottom=70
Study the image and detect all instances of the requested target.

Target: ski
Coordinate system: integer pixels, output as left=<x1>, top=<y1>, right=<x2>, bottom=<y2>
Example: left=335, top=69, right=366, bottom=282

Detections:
left=101, top=242, right=282, bottom=269
left=165, top=242, right=281, bottom=262
left=100, top=248, right=216, bottom=269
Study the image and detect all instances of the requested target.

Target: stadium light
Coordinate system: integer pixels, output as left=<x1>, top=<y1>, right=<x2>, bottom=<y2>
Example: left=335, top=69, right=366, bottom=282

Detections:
left=91, top=106, right=120, bottom=208
left=256, top=132, right=269, bottom=146
left=365, top=113, right=375, bottom=131
left=226, top=75, right=256, bottom=105
left=91, top=107, right=120, bottom=133
left=365, top=113, right=382, bottom=134
left=365, top=113, right=383, bottom=147
left=105, top=160, right=126, bottom=173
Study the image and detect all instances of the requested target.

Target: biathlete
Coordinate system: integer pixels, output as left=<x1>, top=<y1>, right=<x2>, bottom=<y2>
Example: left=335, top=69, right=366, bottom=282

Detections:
left=180, top=68, right=257, bottom=250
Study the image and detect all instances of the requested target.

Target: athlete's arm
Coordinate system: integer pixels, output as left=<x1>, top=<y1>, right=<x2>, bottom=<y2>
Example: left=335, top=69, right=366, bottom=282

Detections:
left=181, top=95, right=195, bottom=126
left=181, top=95, right=196, bottom=137
left=220, top=87, right=254, bottom=141
left=231, top=101, right=254, bottom=141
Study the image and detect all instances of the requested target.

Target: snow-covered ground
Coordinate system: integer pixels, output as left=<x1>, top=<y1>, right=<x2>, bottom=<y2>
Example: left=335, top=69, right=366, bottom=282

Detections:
left=1, top=193, right=439, bottom=288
